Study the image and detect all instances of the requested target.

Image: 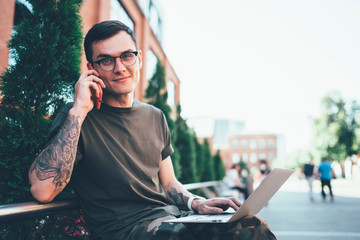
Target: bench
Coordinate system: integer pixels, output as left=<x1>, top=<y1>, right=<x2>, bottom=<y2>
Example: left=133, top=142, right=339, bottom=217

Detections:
left=0, top=180, right=236, bottom=223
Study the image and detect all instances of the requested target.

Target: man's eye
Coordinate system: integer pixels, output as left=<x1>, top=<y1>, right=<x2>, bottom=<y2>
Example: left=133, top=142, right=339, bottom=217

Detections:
left=100, top=58, right=113, bottom=65
left=121, top=53, right=134, bottom=59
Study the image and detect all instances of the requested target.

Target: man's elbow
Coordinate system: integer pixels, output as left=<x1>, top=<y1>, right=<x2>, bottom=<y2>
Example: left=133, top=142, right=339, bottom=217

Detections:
left=30, top=185, right=56, bottom=203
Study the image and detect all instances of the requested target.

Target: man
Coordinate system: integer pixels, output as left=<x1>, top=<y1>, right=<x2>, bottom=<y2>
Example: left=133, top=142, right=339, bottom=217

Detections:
left=317, top=158, right=334, bottom=202
left=225, top=164, right=249, bottom=199
left=303, top=159, right=315, bottom=201
left=29, top=20, right=275, bottom=239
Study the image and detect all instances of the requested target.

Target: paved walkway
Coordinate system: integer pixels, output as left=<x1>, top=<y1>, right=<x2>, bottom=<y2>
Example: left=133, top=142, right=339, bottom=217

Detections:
left=257, top=176, right=360, bottom=240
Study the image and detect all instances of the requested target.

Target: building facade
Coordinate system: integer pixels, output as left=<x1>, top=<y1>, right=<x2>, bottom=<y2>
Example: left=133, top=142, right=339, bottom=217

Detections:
left=220, top=134, right=278, bottom=171
left=194, top=118, right=280, bottom=172
left=0, top=0, right=180, bottom=107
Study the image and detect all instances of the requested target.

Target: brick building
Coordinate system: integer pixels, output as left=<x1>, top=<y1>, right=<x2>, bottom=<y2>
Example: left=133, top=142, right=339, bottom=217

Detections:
left=193, top=118, right=280, bottom=172
left=0, top=0, right=180, bottom=107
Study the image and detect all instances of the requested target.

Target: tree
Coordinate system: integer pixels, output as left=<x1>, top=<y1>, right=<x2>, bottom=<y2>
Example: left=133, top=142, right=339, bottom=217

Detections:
left=200, top=139, right=216, bottom=181
left=0, top=0, right=84, bottom=238
left=145, top=59, right=181, bottom=177
left=311, top=92, right=360, bottom=162
left=174, top=105, right=197, bottom=183
left=213, top=150, right=225, bottom=181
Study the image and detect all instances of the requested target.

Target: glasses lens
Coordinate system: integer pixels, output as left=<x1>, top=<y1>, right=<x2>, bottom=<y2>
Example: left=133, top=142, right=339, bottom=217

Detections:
left=121, top=52, right=137, bottom=66
left=100, top=57, right=115, bottom=71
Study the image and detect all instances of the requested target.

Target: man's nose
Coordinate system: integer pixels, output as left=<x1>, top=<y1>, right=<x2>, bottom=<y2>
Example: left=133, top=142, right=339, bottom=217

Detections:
left=114, top=57, right=126, bottom=72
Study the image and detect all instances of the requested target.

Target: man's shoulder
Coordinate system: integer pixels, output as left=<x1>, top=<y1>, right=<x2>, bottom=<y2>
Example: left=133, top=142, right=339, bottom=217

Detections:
left=135, top=100, right=163, bottom=115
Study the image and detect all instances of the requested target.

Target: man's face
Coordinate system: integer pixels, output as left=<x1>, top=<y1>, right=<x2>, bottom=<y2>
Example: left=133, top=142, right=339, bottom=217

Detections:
left=91, top=31, right=142, bottom=98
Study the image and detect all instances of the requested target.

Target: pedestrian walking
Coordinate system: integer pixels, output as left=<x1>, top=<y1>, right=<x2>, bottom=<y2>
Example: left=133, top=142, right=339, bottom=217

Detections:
left=317, top=158, right=334, bottom=202
left=303, top=159, right=316, bottom=201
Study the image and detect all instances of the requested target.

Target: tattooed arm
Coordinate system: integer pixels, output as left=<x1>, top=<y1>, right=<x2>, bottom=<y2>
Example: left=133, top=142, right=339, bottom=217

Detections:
left=29, top=69, right=105, bottom=203
left=159, top=157, right=195, bottom=210
left=159, top=157, right=242, bottom=214
left=29, top=109, right=83, bottom=203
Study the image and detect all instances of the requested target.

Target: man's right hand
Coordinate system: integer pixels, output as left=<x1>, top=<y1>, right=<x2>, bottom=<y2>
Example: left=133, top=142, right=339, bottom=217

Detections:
left=71, top=70, right=106, bottom=120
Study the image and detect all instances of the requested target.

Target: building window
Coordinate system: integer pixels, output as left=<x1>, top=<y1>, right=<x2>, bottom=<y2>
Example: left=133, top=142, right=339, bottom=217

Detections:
left=110, top=0, right=134, bottom=30
left=268, top=139, right=275, bottom=149
left=232, top=139, right=239, bottom=149
left=167, top=80, right=175, bottom=107
left=137, top=0, right=150, bottom=18
left=137, top=0, right=162, bottom=42
left=259, top=153, right=266, bottom=160
left=250, top=139, right=257, bottom=150
left=242, top=153, right=248, bottom=163
left=250, top=153, right=257, bottom=163
left=146, top=49, right=157, bottom=80
left=232, top=153, right=240, bottom=164
left=241, top=140, right=247, bottom=149
left=259, top=139, right=265, bottom=149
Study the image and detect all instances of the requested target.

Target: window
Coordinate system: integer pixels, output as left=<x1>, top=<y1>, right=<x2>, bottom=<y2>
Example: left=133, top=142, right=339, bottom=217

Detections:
left=259, top=153, right=266, bottom=160
left=250, top=139, right=257, bottom=150
left=146, top=50, right=157, bottom=80
left=268, top=139, right=275, bottom=149
left=110, top=0, right=134, bottom=30
left=167, top=80, right=175, bottom=107
left=232, top=153, right=240, bottom=164
left=250, top=153, right=257, bottom=163
left=242, top=153, right=248, bottom=163
left=137, top=0, right=150, bottom=18
left=259, top=139, right=265, bottom=149
left=241, top=140, right=247, bottom=149
left=232, top=139, right=239, bottom=149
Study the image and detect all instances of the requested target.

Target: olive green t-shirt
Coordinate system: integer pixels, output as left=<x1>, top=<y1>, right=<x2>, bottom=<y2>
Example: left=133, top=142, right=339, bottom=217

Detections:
left=47, top=100, right=179, bottom=239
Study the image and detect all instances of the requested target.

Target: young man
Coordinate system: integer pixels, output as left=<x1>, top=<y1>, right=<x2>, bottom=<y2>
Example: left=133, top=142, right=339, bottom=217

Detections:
left=29, top=20, right=276, bottom=240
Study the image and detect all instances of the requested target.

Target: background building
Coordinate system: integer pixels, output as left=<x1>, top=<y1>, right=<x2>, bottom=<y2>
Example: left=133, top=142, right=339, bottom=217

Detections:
left=0, top=0, right=180, bottom=108
left=190, top=118, right=284, bottom=173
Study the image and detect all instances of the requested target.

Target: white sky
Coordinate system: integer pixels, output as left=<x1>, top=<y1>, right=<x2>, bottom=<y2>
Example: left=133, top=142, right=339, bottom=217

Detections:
left=158, top=0, right=360, bottom=154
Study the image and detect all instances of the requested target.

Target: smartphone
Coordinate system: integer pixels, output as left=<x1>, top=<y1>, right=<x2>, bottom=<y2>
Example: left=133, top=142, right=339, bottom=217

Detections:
left=89, top=64, right=103, bottom=110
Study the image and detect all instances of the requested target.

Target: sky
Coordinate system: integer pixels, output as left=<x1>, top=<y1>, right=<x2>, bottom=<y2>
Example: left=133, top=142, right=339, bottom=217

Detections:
left=158, top=0, right=360, bottom=154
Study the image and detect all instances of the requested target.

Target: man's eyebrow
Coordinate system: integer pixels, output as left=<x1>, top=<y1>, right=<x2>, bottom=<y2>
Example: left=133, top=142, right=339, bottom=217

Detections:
left=95, top=49, right=136, bottom=60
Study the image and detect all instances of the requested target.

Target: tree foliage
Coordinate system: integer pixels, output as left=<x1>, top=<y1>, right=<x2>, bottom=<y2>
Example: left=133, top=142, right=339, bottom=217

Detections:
left=0, top=0, right=84, bottom=238
left=145, top=60, right=223, bottom=184
left=213, top=150, right=225, bottom=180
left=311, top=92, right=360, bottom=162
left=174, top=105, right=197, bottom=184
left=145, top=59, right=181, bottom=177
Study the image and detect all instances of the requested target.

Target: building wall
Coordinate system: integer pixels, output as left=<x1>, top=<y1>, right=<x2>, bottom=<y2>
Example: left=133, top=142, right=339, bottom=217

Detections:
left=0, top=0, right=180, bottom=106
left=0, top=0, right=16, bottom=73
left=220, top=134, right=278, bottom=171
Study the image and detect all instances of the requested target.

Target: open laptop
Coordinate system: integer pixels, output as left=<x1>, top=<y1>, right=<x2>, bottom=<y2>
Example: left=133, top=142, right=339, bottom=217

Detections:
left=166, top=168, right=294, bottom=223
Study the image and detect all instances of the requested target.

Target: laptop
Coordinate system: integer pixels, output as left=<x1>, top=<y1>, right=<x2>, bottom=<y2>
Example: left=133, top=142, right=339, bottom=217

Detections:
left=166, top=168, right=294, bottom=223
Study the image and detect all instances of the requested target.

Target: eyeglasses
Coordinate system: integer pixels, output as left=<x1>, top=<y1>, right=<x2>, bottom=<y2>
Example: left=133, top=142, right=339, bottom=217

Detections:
left=91, top=51, right=139, bottom=72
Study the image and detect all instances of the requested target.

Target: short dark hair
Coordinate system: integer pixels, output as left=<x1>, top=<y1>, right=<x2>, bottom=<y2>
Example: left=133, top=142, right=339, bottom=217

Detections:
left=84, top=20, right=138, bottom=62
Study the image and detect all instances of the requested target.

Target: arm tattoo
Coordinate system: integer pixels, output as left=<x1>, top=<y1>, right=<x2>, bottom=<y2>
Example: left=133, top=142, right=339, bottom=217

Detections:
left=30, top=114, right=81, bottom=188
left=167, top=187, right=186, bottom=207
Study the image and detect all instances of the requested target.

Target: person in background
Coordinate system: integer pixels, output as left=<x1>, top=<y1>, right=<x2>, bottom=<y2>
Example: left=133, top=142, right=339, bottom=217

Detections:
left=303, top=159, right=316, bottom=202
left=225, top=164, right=249, bottom=200
left=259, top=159, right=270, bottom=181
left=317, top=158, right=334, bottom=202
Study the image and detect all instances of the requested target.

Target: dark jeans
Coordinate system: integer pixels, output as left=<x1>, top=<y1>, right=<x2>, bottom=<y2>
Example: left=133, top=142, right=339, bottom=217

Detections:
left=321, top=179, right=333, bottom=198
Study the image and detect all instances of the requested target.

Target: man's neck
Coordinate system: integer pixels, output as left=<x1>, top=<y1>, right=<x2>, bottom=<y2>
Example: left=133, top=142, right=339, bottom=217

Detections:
left=103, top=92, right=134, bottom=108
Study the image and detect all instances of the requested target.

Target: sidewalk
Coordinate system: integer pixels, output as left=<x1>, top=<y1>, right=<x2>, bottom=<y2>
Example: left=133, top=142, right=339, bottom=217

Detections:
left=257, top=176, right=360, bottom=240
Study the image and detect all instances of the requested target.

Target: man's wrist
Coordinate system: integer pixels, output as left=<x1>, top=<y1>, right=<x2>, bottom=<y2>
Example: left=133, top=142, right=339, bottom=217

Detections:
left=187, top=195, right=206, bottom=211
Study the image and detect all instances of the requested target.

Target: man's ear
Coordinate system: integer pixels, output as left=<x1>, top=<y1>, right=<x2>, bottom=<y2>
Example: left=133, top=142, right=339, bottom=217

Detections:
left=137, top=50, right=143, bottom=69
